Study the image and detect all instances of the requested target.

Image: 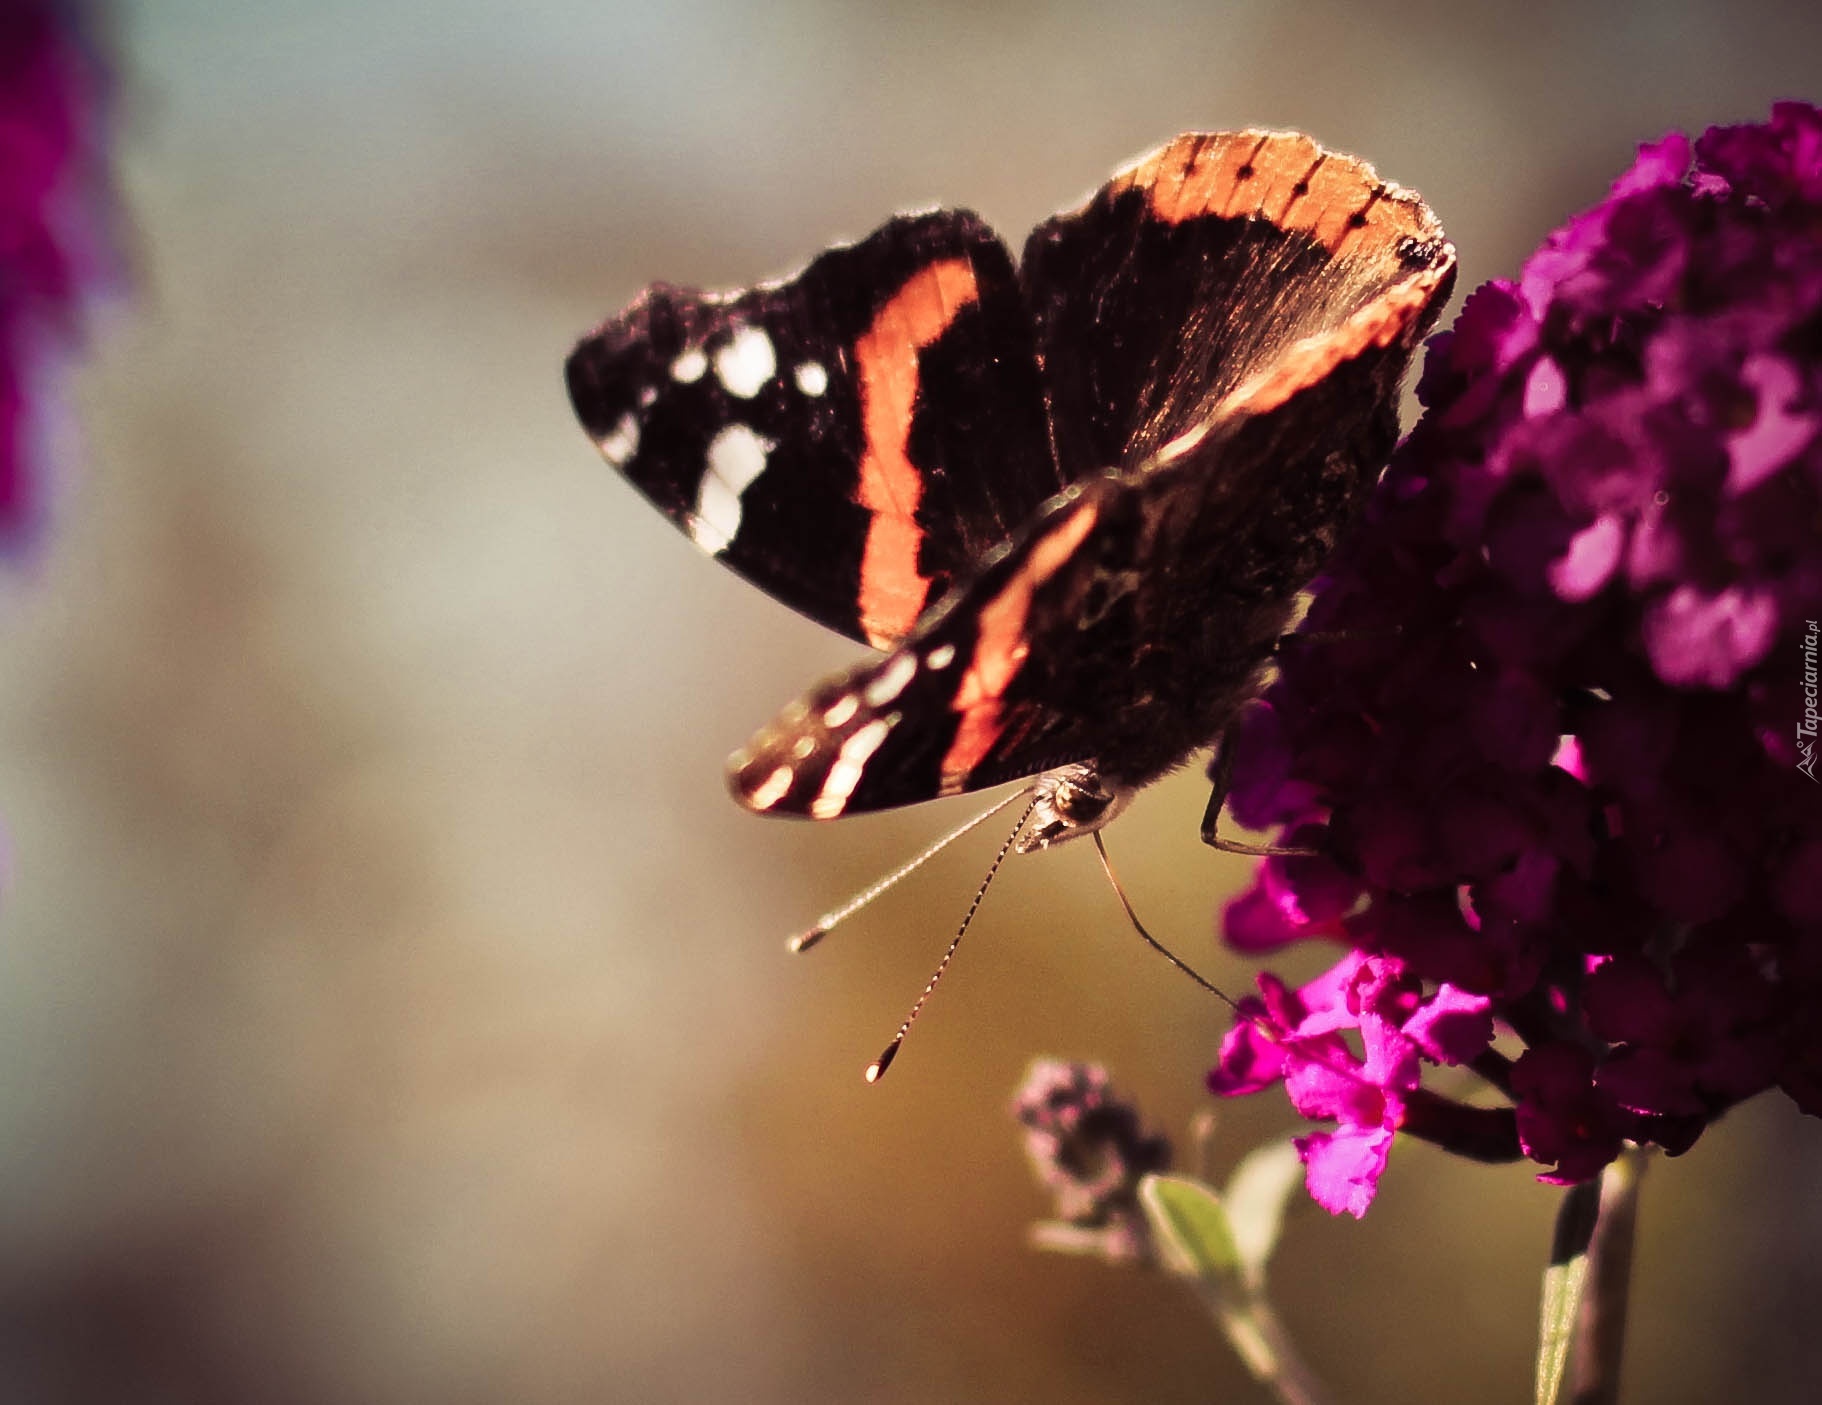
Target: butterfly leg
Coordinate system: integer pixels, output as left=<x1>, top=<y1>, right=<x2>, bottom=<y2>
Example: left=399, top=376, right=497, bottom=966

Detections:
left=1199, top=622, right=1390, bottom=854
left=1200, top=623, right=1399, bottom=851
left=1199, top=702, right=1316, bottom=859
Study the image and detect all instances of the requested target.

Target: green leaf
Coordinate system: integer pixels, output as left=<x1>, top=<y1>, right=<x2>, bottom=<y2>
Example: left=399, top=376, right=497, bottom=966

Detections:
left=1536, top=1177, right=1602, bottom=1405
left=1222, top=1140, right=1304, bottom=1285
left=1138, top=1174, right=1241, bottom=1282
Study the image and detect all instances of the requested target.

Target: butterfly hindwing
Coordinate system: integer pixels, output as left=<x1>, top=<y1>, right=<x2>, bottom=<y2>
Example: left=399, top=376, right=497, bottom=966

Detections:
left=725, top=480, right=1113, bottom=818
left=726, top=403, right=1380, bottom=818
left=566, top=212, right=1065, bottom=649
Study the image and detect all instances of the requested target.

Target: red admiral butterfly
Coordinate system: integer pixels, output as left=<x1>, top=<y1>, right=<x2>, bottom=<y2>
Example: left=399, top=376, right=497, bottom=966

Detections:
left=567, top=131, right=1454, bottom=859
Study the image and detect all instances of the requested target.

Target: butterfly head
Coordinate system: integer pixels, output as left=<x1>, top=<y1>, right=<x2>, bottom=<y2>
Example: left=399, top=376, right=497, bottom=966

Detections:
left=1016, top=764, right=1131, bottom=853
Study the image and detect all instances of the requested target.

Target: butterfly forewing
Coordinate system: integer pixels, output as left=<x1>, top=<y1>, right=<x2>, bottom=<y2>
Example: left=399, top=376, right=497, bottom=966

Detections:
left=566, top=212, right=1064, bottom=649
left=1023, top=131, right=1453, bottom=478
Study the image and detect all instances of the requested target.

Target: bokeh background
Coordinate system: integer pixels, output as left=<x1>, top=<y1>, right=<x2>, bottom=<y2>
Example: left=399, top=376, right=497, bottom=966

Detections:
left=2, top=2, right=1820, bottom=1400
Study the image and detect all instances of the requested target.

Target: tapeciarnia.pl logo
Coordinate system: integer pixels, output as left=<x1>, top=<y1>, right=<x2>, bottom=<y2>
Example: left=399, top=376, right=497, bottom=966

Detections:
left=1801, top=619, right=1820, bottom=784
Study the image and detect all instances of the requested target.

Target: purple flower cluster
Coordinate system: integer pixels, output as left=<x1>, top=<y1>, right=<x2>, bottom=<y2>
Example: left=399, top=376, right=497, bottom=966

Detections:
left=1014, top=1059, right=1172, bottom=1262
left=1210, top=103, right=1822, bottom=1216
left=1, top=0, right=112, bottom=553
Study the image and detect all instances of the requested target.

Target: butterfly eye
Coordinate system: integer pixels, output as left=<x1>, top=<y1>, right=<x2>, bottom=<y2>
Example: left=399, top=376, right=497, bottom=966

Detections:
left=1055, top=775, right=1114, bottom=824
left=1017, top=765, right=1133, bottom=853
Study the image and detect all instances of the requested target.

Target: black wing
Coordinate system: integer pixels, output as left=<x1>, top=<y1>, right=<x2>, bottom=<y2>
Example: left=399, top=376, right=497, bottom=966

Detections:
left=566, top=213, right=1066, bottom=649
left=728, top=131, right=1457, bottom=817
left=1024, top=130, right=1456, bottom=478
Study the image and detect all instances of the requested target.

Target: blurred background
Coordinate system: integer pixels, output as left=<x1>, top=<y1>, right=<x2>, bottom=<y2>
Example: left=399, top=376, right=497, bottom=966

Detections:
left=1, top=1, right=1819, bottom=1400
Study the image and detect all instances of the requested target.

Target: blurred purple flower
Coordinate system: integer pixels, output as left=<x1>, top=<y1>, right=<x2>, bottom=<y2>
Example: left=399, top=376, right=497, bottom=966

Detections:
left=1014, top=1059, right=1172, bottom=1262
left=1211, top=102, right=1822, bottom=1213
left=1, top=0, right=113, bottom=553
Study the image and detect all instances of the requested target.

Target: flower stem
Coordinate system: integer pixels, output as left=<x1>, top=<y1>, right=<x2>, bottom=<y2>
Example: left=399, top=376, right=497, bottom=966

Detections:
left=1194, top=1284, right=1336, bottom=1405
left=1398, top=1086, right=1523, bottom=1163
left=1570, top=1144, right=1649, bottom=1404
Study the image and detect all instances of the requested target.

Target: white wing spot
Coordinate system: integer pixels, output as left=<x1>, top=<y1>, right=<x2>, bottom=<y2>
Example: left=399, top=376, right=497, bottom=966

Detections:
left=688, top=423, right=774, bottom=554
left=598, top=412, right=639, bottom=468
left=794, top=361, right=829, bottom=396
left=748, top=764, right=794, bottom=811
left=638, top=386, right=658, bottom=408
left=671, top=347, right=708, bottom=382
left=790, top=735, right=816, bottom=761
left=715, top=325, right=776, bottom=398
left=823, top=694, right=859, bottom=728
left=925, top=643, right=956, bottom=670
left=811, top=718, right=892, bottom=819
left=863, top=652, right=916, bottom=708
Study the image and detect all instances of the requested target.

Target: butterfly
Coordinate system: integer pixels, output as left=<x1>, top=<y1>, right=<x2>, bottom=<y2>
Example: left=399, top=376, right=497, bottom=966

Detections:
left=567, top=130, right=1454, bottom=856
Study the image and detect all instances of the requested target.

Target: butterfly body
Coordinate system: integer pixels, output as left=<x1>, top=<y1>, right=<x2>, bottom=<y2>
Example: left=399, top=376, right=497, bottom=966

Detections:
left=567, top=131, right=1455, bottom=844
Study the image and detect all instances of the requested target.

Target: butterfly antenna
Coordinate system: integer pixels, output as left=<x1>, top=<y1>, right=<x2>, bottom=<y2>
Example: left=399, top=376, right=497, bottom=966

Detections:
left=789, top=786, right=1037, bottom=953
left=1090, top=831, right=1241, bottom=1013
left=1097, top=837, right=1378, bottom=1089
left=865, top=793, right=1042, bottom=1083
